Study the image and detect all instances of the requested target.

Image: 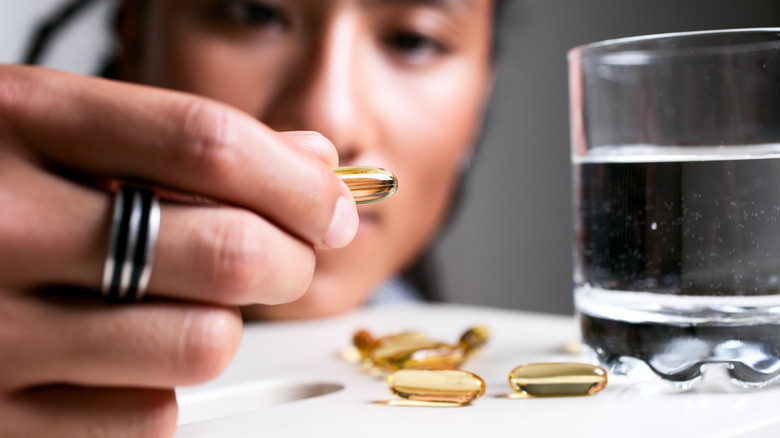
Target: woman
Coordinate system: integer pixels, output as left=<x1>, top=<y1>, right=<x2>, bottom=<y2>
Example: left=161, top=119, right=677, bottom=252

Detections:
left=0, top=0, right=499, bottom=435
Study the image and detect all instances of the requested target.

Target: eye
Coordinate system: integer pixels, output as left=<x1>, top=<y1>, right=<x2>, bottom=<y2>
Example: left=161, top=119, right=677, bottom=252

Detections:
left=384, top=31, right=448, bottom=61
left=215, top=1, right=286, bottom=28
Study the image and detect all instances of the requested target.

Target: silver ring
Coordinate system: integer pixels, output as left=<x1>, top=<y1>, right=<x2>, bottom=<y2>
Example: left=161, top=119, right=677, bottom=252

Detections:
left=101, top=185, right=160, bottom=301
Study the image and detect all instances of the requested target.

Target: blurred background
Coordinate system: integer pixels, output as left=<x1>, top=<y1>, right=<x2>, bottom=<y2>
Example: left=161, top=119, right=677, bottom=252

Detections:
left=2, top=0, right=779, bottom=315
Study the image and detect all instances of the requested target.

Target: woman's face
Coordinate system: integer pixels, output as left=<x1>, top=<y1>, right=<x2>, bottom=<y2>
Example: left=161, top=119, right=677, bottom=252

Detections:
left=122, top=0, right=494, bottom=318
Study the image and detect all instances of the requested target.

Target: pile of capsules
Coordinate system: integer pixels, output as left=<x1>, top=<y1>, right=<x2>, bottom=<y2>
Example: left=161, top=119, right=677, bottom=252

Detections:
left=348, top=326, right=607, bottom=406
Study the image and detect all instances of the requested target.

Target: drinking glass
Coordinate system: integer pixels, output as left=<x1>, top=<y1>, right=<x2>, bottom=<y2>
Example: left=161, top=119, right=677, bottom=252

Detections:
left=569, top=28, right=780, bottom=389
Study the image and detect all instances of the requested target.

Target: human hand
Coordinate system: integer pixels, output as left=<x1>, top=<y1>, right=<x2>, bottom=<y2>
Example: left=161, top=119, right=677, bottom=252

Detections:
left=0, top=65, right=357, bottom=436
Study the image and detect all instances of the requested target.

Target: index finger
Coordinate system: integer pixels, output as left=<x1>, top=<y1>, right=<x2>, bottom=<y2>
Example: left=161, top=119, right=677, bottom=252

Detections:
left=0, top=65, right=357, bottom=249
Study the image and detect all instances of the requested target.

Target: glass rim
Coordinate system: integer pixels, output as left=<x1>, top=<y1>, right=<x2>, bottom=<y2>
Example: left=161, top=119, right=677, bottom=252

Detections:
left=568, top=27, right=780, bottom=61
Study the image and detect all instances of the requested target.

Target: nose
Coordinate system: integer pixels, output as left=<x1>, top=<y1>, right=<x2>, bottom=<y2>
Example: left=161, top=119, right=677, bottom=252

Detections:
left=266, top=14, right=371, bottom=164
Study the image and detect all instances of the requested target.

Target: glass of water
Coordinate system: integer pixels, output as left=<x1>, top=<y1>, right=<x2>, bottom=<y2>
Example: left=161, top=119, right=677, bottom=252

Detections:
left=568, top=28, right=780, bottom=389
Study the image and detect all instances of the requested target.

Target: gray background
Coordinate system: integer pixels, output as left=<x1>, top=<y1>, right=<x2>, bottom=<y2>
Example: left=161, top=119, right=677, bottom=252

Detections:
left=2, top=1, right=779, bottom=315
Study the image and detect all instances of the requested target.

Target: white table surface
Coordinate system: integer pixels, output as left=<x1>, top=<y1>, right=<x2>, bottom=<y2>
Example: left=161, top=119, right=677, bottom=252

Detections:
left=174, top=303, right=780, bottom=437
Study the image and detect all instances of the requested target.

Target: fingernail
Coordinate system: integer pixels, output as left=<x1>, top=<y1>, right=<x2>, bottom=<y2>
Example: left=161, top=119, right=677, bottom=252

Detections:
left=282, top=130, right=323, bottom=138
left=324, top=196, right=358, bottom=248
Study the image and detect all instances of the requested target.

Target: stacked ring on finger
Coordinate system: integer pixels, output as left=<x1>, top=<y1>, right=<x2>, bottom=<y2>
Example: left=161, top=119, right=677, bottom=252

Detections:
left=102, top=184, right=161, bottom=302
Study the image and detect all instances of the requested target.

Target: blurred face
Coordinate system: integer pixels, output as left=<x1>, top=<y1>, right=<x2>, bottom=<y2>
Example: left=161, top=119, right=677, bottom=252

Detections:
left=121, top=0, right=494, bottom=318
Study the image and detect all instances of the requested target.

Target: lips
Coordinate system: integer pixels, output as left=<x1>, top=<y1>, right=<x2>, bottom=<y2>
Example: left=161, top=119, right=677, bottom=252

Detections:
left=358, top=211, right=379, bottom=224
left=357, top=208, right=381, bottom=232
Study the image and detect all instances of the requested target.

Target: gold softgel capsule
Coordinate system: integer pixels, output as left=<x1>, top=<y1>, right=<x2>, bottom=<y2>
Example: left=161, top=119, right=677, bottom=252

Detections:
left=350, top=326, right=489, bottom=372
left=353, top=329, right=428, bottom=358
left=389, top=344, right=466, bottom=371
left=388, top=369, right=486, bottom=405
left=334, top=166, right=397, bottom=204
left=371, top=341, right=446, bottom=370
left=458, top=325, right=490, bottom=355
left=508, top=362, right=607, bottom=397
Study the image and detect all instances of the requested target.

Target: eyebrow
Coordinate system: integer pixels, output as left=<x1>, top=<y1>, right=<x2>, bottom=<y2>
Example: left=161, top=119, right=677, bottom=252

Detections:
left=362, top=0, right=476, bottom=11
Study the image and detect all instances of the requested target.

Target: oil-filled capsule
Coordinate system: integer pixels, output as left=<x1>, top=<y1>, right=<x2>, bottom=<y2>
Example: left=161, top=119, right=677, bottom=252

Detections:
left=352, top=329, right=428, bottom=359
left=370, top=341, right=447, bottom=370
left=334, top=167, right=397, bottom=204
left=389, top=345, right=467, bottom=371
left=508, top=362, right=607, bottom=397
left=458, top=325, right=490, bottom=355
left=388, top=369, right=486, bottom=404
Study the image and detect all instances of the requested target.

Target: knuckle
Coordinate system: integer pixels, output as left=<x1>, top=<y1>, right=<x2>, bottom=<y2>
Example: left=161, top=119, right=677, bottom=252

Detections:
left=199, top=211, right=268, bottom=302
left=172, top=97, right=240, bottom=181
left=267, top=244, right=315, bottom=305
left=193, top=208, right=317, bottom=305
left=176, top=307, right=241, bottom=383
